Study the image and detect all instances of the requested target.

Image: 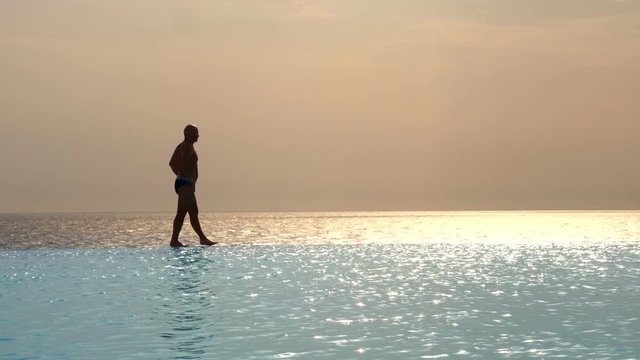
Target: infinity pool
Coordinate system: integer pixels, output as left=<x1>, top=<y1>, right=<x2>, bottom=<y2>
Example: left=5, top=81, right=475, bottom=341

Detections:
left=2, top=244, right=639, bottom=359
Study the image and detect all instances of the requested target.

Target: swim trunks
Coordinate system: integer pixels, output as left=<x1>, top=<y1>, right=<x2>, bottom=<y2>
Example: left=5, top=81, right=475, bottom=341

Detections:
left=174, top=177, right=194, bottom=194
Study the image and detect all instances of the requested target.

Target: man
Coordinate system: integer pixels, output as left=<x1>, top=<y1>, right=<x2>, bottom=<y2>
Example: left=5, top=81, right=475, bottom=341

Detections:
left=169, top=124, right=217, bottom=247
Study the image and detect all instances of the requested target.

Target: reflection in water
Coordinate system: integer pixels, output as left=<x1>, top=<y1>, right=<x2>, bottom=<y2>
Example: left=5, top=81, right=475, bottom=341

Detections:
left=156, top=248, right=217, bottom=359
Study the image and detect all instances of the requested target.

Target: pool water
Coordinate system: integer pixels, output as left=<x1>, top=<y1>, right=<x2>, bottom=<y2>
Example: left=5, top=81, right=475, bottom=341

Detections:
left=2, top=243, right=639, bottom=359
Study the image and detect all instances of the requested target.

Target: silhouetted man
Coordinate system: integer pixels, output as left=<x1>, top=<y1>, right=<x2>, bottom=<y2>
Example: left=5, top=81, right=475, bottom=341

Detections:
left=169, top=124, right=217, bottom=247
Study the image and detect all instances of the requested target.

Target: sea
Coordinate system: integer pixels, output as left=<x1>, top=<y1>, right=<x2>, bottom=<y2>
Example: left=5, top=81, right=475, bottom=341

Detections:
left=1, top=211, right=639, bottom=359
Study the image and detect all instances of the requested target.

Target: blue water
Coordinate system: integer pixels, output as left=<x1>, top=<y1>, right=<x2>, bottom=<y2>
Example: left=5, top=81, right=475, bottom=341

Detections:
left=1, top=213, right=640, bottom=358
left=1, top=245, right=639, bottom=359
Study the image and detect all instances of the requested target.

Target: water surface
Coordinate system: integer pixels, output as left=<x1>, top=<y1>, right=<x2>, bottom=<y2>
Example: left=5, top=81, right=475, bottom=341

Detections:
left=1, top=212, right=639, bottom=359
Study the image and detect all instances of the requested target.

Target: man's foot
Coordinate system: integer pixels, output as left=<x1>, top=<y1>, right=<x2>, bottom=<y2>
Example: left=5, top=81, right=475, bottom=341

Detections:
left=170, top=241, right=188, bottom=247
left=200, top=238, right=219, bottom=246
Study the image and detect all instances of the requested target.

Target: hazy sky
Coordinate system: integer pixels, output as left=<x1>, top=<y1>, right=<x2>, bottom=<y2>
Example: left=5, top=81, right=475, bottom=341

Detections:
left=1, top=0, right=640, bottom=212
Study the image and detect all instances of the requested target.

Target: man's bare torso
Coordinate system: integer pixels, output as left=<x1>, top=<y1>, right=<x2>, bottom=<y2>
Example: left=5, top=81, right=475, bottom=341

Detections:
left=170, top=142, right=198, bottom=182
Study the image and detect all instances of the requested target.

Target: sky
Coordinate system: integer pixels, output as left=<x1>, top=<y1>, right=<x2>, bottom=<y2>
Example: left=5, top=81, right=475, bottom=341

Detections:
left=1, top=0, right=640, bottom=212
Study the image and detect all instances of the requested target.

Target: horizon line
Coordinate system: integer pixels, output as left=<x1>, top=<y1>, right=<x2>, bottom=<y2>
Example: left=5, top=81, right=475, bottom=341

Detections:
left=1, top=209, right=639, bottom=215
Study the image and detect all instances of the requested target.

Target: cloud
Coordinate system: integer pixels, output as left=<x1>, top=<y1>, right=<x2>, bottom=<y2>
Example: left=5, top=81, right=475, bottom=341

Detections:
left=381, top=11, right=640, bottom=69
left=260, top=0, right=339, bottom=20
left=291, top=1, right=339, bottom=19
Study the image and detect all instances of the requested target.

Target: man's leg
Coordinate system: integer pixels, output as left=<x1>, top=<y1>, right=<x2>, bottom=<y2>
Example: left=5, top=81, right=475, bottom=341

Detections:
left=188, top=195, right=218, bottom=245
left=170, top=185, right=195, bottom=247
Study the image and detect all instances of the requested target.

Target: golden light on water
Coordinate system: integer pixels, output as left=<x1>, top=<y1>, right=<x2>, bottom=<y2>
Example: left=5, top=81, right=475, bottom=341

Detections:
left=2, top=211, right=639, bottom=249
left=345, top=211, right=640, bottom=245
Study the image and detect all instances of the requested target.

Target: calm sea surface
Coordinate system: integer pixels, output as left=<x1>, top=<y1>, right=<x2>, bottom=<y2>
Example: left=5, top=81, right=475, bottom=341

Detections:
left=1, top=212, right=639, bottom=359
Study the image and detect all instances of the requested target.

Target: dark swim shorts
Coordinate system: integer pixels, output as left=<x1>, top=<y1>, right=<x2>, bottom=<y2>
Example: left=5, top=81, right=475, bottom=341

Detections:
left=174, top=178, right=193, bottom=194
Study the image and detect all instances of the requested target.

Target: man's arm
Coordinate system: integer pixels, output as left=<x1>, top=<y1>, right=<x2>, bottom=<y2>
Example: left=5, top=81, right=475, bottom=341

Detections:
left=169, top=145, right=181, bottom=175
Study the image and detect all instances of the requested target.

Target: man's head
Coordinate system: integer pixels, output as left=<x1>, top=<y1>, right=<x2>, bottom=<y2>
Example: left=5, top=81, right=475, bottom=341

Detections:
left=184, top=124, right=199, bottom=143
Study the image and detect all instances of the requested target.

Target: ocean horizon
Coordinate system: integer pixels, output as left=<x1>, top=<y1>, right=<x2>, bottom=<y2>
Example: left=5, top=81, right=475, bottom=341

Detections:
left=2, top=210, right=640, bottom=249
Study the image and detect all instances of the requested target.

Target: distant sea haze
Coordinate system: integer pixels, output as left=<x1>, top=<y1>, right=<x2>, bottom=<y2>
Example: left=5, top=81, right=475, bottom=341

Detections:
left=1, top=211, right=639, bottom=249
